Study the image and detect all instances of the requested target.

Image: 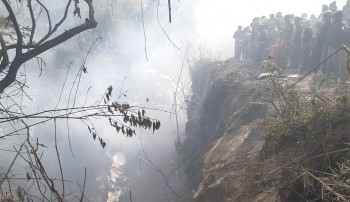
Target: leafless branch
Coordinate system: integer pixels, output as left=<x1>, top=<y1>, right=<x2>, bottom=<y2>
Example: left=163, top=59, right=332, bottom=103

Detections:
left=35, top=0, right=51, bottom=38
left=139, top=137, right=184, bottom=200
left=167, top=0, right=171, bottom=23
left=27, top=0, right=36, bottom=45
left=37, top=0, right=73, bottom=45
left=141, top=0, right=148, bottom=62
left=157, top=0, right=180, bottom=50
left=54, top=119, right=65, bottom=200
left=0, top=0, right=97, bottom=93
left=0, top=140, right=26, bottom=187
left=79, top=167, right=87, bottom=202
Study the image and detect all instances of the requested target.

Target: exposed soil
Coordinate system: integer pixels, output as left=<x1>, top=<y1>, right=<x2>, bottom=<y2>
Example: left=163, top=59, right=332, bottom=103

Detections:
left=179, top=58, right=350, bottom=201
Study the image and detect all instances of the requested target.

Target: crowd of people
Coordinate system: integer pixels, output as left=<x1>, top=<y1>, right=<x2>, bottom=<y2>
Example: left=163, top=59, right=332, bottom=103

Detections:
left=233, top=1, right=350, bottom=81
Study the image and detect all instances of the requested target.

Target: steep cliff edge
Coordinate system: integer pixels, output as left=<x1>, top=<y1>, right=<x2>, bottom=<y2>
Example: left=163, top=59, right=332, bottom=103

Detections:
left=179, top=58, right=350, bottom=202
left=178, top=58, right=274, bottom=201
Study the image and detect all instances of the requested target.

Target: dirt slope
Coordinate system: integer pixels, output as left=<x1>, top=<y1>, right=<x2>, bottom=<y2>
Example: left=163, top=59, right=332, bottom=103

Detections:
left=178, top=59, right=275, bottom=201
left=179, top=58, right=349, bottom=201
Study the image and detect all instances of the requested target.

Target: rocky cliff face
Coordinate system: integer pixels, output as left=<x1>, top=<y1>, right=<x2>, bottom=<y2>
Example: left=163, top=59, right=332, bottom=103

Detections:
left=180, top=58, right=350, bottom=202
left=178, top=59, right=281, bottom=201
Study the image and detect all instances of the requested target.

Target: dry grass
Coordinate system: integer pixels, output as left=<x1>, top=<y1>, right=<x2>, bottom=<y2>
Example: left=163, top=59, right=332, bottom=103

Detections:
left=261, top=81, right=350, bottom=201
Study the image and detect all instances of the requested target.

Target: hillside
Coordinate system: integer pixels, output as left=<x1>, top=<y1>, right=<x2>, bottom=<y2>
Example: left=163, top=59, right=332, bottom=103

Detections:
left=178, top=58, right=350, bottom=201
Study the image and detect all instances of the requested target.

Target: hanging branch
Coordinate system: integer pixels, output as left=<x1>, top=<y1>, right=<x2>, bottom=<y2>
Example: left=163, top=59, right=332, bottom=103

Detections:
left=27, top=0, right=36, bottom=45
left=157, top=0, right=180, bottom=50
left=79, top=167, right=87, bottom=202
left=54, top=119, right=65, bottom=200
left=141, top=0, right=148, bottom=62
left=168, top=0, right=171, bottom=23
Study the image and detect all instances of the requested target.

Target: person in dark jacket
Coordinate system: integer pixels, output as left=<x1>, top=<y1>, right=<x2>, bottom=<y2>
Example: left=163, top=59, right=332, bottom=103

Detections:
left=279, top=14, right=294, bottom=68
left=326, top=10, right=346, bottom=81
left=233, top=25, right=245, bottom=60
left=310, top=10, right=333, bottom=74
left=329, top=1, right=337, bottom=13
left=290, top=16, right=303, bottom=69
left=250, top=17, right=260, bottom=62
left=257, top=24, right=269, bottom=62
left=300, top=27, right=313, bottom=73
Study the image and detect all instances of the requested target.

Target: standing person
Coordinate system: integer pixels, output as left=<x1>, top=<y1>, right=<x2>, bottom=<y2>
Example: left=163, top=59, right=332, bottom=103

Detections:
left=279, top=14, right=294, bottom=68
left=250, top=17, right=261, bottom=62
left=233, top=25, right=244, bottom=60
left=343, top=0, right=350, bottom=26
left=257, top=25, right=269, bottom=62
left=329, top=1, right=337, bottom=13
left=276, top=12, right=284, bottom=29
left=290, top=16, right=303, bottom=69
left=268, top=21, right=280, bottom=65
left=300, top=26, right=313, bottom=73
left=301, top=13, right=308, bottom=21
left=310, top=10, right=333, bottom=74
left=269, top=13, right=276, bottom=23
left=326, top=11, right=346, bottom=81
left=269, top=21, right=279, bottom=46
left=289, top=14, right=295, bottom=24
left=309, top=14, right=318, bottom=34
left=302, top=18, right=312, bottom=30
left=322, top=4, right=329, bottom=13
left=318, top=4, right=329, bottom=20
left=242, top=26, right=252, bottom=60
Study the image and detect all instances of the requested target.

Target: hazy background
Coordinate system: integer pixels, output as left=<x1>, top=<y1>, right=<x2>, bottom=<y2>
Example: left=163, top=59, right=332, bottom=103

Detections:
left=195, top=0, right=347, bottom=58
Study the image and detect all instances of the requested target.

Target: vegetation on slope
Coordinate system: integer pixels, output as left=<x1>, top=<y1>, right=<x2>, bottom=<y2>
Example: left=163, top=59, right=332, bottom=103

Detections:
left=261, top=56, right=350, bottom=201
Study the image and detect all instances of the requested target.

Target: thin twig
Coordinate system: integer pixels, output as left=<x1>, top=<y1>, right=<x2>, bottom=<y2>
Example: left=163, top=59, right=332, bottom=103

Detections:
left=27, top=0, right=36, bottom=45
left=54, top=119, right=65, bottom=200
left=139, top=137, right=184, bottom=200
left=129, top=190, right=132, bottom=202
left=0, top=141, right=26, bottom=187
left=172, top=51, right=187, bottom=139
left=55, top=62, right=73, bottom=109
left=79, top=167, right=87, bottom=202
left=141, top=0, right=148, bottom=62
left=157, top=0, right=180, bottom=50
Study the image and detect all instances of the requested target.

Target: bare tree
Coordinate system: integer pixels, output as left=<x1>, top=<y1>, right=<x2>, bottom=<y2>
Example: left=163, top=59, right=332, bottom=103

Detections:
left=0, top=1, right=163, bottom=200
left=0, top=0, right=97, bottom=93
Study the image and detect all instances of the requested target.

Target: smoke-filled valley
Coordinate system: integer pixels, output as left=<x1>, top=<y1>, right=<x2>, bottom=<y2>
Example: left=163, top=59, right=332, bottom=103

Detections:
left=1, top=0, right=350, bottom=202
